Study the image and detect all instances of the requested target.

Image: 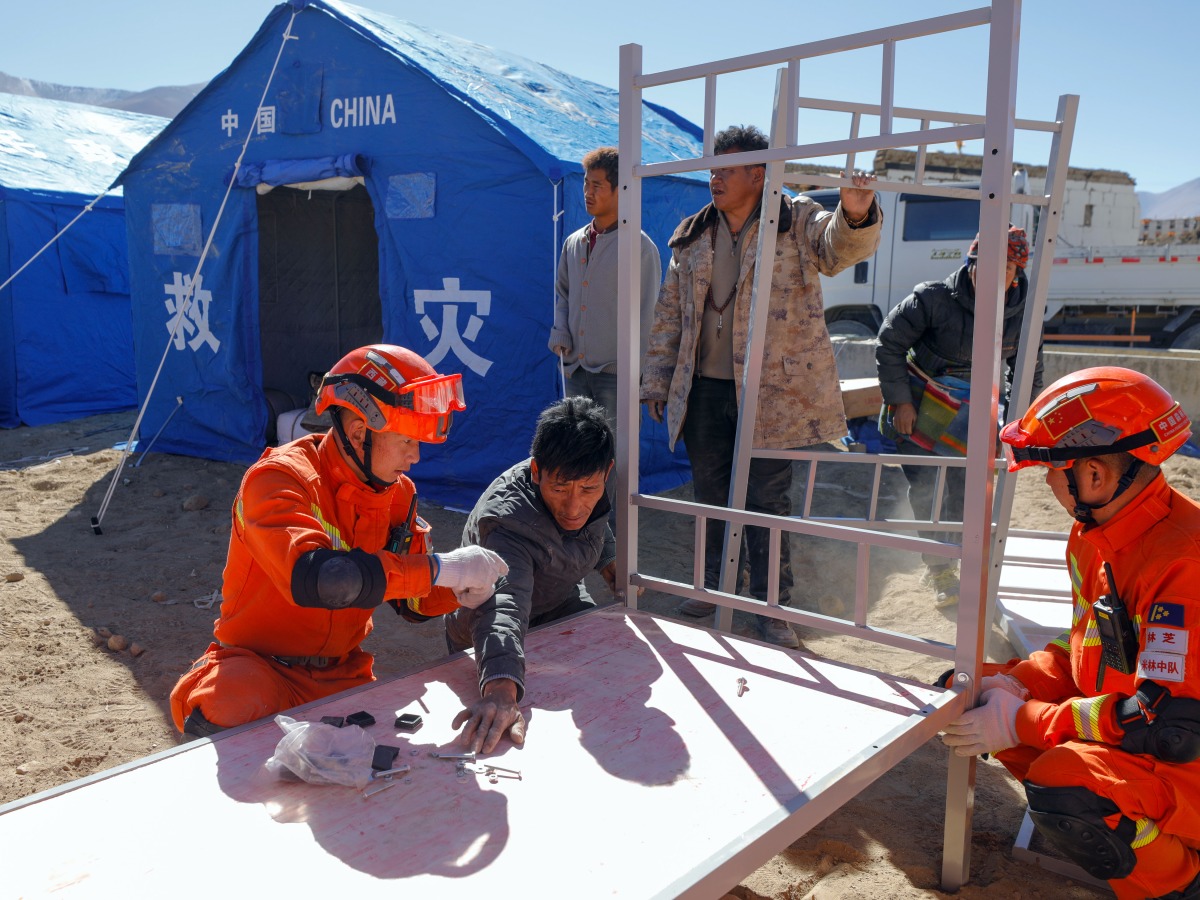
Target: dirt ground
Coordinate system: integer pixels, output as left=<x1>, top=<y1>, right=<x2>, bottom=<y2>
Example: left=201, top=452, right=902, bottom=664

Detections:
left=6, top=410, right=1196, bottom=897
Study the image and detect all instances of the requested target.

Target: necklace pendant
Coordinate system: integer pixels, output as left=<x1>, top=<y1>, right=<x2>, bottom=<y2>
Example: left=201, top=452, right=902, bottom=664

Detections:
left=716, top=314, right=723, bottom=336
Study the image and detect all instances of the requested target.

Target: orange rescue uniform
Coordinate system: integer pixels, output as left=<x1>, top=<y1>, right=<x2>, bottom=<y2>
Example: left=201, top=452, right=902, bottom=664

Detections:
left=170, top=432, right=457, bottom=731
left=994, top=474, right=1200, bottom=899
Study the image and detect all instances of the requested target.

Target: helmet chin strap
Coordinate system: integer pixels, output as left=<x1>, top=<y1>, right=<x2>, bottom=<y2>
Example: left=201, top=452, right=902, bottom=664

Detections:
left=331, top=415, right=393, bottom=492
left=1064, top=458, right=1144, bottom=525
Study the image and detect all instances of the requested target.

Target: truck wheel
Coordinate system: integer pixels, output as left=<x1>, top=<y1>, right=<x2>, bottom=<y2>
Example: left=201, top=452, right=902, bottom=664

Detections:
left=1171, top=324, right=1200, bottom=350
left=827, top=319, right=877, bottom=339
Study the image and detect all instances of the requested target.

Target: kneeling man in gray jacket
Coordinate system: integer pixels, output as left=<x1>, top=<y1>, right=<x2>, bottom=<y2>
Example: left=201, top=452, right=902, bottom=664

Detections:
left=447, top=396, right=617, bottom=752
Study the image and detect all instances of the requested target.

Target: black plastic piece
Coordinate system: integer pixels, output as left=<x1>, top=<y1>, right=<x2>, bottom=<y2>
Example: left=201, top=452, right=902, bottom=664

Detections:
left=345, top=710, right=376, bottom=728
left=320, top=715, right=345, bottom=728
left=1094, top=562, right=1138, bottom=691
left=395, top=712, right=423, bottom=732
left=371, top=744, right=401, bottom=771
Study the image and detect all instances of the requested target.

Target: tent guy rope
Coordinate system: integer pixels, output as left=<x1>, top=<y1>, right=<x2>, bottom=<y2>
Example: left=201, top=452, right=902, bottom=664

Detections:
left=91, top=8, right=301, bottom=534
left=0, top=190, right=111, bottom=296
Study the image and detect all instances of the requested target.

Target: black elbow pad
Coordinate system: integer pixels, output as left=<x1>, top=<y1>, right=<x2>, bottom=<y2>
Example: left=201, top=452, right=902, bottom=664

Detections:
left=291, top=548, right=386, bottom=610
left=1116, top=681, right=1200, bottom=763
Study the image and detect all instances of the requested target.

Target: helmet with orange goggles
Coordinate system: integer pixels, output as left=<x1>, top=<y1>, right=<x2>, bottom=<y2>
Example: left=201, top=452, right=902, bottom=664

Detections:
left=315, top=344, right=465, bottom=444
left=1000, top=366, right=1191, bottom=472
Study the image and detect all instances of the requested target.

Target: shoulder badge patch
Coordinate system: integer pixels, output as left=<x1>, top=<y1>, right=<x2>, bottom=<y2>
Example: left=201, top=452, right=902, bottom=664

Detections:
left=1147, top=602, right=1185, bottom=628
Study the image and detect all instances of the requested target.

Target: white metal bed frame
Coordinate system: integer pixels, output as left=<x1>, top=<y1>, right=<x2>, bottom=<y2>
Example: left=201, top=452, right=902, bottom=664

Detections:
left=612, top=0, right=1078, bottom=888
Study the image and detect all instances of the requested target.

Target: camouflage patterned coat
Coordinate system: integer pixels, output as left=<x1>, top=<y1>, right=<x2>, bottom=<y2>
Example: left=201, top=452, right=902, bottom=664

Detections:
left=641, top=194, right=882, bottom=450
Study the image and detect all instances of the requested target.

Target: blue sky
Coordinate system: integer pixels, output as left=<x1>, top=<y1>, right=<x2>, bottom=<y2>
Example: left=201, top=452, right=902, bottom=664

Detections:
left=2, top=0, right=1193, bottom=193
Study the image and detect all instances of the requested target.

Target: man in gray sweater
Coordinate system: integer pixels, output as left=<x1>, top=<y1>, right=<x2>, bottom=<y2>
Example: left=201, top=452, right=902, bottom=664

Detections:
left=549, top=147, right=662, bottom=474
left=446, top=397, right=617, bottom=753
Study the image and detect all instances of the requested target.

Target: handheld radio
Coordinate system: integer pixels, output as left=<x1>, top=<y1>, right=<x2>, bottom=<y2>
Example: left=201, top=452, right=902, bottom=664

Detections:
left=387, top=496, right=419, bottom=556
left=1093, top=561, right=1139, bottom=691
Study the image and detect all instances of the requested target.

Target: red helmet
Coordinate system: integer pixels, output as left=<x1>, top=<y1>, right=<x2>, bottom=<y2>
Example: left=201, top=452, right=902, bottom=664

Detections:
left=314, top=344, right=465, bottom=443
left=1000, top=366, right=1190, bottom=472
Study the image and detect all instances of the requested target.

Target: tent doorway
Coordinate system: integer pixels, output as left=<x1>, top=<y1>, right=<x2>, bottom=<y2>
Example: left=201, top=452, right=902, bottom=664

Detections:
left=256, top=183, right=383, bottom=411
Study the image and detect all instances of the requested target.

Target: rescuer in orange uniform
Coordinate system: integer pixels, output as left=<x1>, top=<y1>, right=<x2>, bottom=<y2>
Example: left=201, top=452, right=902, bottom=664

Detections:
left=170, top=344, right=508, bottom=738
left=942, top=367, right=1200, bottom=899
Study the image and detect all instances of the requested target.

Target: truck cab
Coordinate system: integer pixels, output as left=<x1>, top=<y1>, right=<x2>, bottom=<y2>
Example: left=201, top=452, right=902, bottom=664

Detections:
left=806, top=188, right=1200, bottom=348
left=805, top=188, right=978, bottom=338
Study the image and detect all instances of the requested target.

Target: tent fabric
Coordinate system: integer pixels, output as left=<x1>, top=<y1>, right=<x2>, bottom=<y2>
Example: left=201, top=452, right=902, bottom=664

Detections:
left=0, top=93, right=166, bottom=427
left=235, top=154, right=366, bottom=188
left=116, top=0, right=711, bottom=508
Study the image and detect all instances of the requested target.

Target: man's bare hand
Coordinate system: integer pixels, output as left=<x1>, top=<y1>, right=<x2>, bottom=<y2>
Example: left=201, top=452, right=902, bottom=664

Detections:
left=840, top=170, right=877, bottom=223
left=892, top=402, right=917, bottom=436
left=451, top=678, right=526, bottom=754
left=600, top=561, right=643, bottom=601
left=643, top=400, right=665, bottom=424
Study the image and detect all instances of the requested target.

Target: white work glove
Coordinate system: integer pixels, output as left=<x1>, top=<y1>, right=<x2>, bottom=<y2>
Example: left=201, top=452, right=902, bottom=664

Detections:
left=941, top=688, right=1024, bottom=758
left=981, top=673, right=1031, bottom=701
left=434, top=546, right=509, bottom=609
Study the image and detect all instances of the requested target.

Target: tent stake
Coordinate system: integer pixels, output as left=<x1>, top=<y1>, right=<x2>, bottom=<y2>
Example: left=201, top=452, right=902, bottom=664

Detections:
left=134, top=396, right=184, bottom=468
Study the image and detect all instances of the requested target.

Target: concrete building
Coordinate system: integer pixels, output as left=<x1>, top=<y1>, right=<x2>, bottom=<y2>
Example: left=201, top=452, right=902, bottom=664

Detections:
left=1140, top=216, right=1200, bottom=244
left=867, top=149, right=1140, bottom=248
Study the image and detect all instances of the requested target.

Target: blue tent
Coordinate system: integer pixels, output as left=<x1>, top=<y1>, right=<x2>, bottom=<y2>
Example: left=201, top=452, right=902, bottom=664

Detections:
left=115, top=0, right=709, bottom=508
left=0, top=94, right=165, bottom=427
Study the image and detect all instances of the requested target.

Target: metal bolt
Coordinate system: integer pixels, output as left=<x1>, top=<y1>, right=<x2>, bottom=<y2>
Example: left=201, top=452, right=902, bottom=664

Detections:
left=362, top=780, right=397, bottom=799
left=955, top=672, right=970, bottom=684
left=430, top=750, right=477, bottom=760
left=736, top=677, right=748, bottom=697
left=484, top=764, right=522, bottom=778
left=372, top=765, right=411, bottom=780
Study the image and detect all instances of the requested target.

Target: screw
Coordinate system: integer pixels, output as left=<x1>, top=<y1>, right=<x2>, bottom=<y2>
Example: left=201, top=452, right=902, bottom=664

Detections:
left=362, top=780, right=396, bottom=799
left=484, top=764, right=522, bottom=778
left=736, top=677, right=748, bottom=697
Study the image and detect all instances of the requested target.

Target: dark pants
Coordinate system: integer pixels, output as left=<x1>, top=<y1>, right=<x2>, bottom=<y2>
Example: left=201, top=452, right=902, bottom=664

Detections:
left=566, top=369, right=619, bottom=534
left=681, top=377, right=793, bottom=606
left=565, top=369, right=618, bottom=432
left=897, top=437, right=965, bottom=567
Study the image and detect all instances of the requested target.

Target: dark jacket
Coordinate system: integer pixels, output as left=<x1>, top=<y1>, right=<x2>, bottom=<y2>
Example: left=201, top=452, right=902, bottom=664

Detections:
left=459, top=459, right=615, bottom=699
left=875, top=263, right=1044, bottom=412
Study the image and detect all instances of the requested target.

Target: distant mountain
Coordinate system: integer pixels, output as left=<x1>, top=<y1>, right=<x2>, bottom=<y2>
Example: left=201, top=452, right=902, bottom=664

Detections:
left=1138, top=177, right=1200, bottom=220
left=0, top=71, right=203, bottom=120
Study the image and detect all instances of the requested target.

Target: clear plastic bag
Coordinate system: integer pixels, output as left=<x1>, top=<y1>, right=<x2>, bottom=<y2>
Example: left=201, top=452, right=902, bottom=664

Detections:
left=265, top=714, right=376, bottom=789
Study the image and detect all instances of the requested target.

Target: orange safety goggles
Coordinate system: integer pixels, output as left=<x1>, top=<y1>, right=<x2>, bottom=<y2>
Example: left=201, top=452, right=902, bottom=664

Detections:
left=322, top=371, right=465, bottom=441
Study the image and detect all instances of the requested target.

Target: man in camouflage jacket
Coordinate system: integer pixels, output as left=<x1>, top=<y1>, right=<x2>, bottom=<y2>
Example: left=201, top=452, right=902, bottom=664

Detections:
left=641, top=124, right=880, bottom=647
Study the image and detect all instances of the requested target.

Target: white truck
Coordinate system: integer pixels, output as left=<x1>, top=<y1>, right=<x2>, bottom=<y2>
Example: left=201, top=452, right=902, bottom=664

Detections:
left=805, top=188, right=1200, bottom=349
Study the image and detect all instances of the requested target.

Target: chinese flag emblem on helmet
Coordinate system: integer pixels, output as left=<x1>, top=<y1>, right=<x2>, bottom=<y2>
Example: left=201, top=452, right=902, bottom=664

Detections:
left=1000, top=366, right=1191, bottom=471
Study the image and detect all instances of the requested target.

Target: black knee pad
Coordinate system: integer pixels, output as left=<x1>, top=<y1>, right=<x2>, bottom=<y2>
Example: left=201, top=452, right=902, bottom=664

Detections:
left=1024, top=782, right=1137, bottom=881
left=183, top=708, right=226, bottom=740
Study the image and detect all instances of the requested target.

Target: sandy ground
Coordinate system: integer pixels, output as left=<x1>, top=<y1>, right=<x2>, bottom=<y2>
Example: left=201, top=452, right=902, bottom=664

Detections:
left=6, top=410, right=1197, bottom=897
